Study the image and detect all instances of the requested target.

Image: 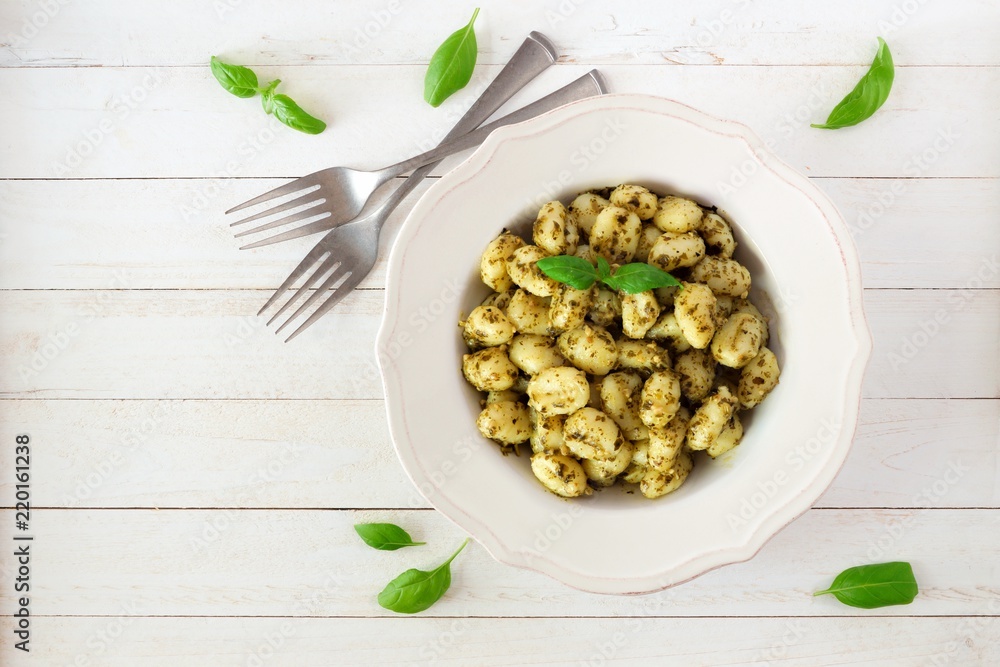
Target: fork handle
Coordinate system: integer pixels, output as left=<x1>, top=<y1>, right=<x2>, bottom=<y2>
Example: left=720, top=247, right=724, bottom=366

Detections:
left=384, top=70, right=610, bottom=179
left=367, top=33, right=558, bottom=223
left=369, top=33, right=556, bottom=198
left=442, top=31, right=557, bottom=141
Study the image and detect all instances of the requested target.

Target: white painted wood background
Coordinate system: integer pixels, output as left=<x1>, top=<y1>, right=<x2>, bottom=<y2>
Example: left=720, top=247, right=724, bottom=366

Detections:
left=1, top=1, right=998, bottom=664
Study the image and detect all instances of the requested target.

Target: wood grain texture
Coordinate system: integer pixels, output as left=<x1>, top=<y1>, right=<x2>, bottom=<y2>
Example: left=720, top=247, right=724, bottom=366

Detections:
left=1, top=399, right=996, bottom=510
left=0, top=64, right=993, bottom=179
left=2, top=616, right=997, bottom=666
left=1, top=289, right=997, bottom=399
left=2, top=177, right=997, bottom=291
left=1, top=0, right=996, bottom=67
left=1, top=508, right=997, bottom=618
left=1, top=2, right=997, bottom=663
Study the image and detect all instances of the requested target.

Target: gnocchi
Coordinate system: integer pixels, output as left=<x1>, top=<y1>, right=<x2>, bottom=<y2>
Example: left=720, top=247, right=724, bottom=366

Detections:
left=710, top=311, right=765, bottom=369
left=599, top=372, right=647, bottom=440
left=610, top=184, right=658, bottom=220
left=461, top=187, right=781, bottom=500
left=588, top=287, right=622, bottom=327
left=648, top=407, right=689, bottom=472
left=639, top=370, right=681, bottom=428
left=583, top=439, right=635, bottom=485
left=557, top=324, right=618, bottom=375
left=616, top=338, right=670, bottom=375
left=529, top=408, right=567, bottom=455
left=549, top=283, right=595, bottom=334
left=590, top=205, right=642, bottom=264
left=634, top=224, right=663, bottom=263
left=533, top=201, right=579, bottom=256
left=462, top=345, right=519, bottom=392
left=506, top=289, right=551, bottom=335
left=507, top=245, right=559, bottom=297
left=687, top=256, right=752, bottom=298
left=640, top=451, right=693, bottom=499
left=621, top=290, right=660, bottom=339
left=480, top=232, right=525, bottom=292
left=647, top=231, right=706, bottom=272
left=673, top=282, right=718, bottom=349
left=653, top=195, right=703, bottom=233
left=738, top=347, right=780, bottom=408
left=527, top=366, right=590, bottom=416
left=477, top=401, right=532, bottom=445
left=564, top=407, right=626, bottom=460
left=700, top=212, right=737, bottom=258
left=508, top=334, right=564, bottom=376
left=462, top=305, right=515, bottom=348
left=530, top=452, right=591, bottom=497
left=567, top=192, right=610, bottom=236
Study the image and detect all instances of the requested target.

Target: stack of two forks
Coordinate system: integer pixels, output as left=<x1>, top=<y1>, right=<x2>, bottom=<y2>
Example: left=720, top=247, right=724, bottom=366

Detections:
left=226, top=32, right=607, bottom=341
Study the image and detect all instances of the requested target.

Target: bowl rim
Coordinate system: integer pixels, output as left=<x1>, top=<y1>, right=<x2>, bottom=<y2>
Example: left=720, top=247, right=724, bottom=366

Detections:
left=376, top=93, right=873, bottom=595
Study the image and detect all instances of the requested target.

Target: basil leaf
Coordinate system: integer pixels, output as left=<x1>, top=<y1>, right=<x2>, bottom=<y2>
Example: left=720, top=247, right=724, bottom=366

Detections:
left=264, top=93, right=327, bottom=135
left=602, top=262, right=681, bottom=294
left=354, top=523, right=425, bottom=551
left=259, top=78, right=280, bottom=98
left=814, top=561, right=918, bottom=609
left=596, top=256, right=611, bottom=280
left=812, top=37, right=894, bottom=130
left=423, top=8, right=480, bottom=107
left=210, top=60, right=327, bottom=135
left=210, top=56, right=259, bottom=98
left=536, top=255, right=599, bottom=290
left=259, top=80, right=281, bottom=114
left=378, top=538, right=470, bottom=614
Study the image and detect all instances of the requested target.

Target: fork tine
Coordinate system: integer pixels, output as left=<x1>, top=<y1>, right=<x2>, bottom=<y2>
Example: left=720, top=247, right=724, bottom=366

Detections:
left=225, top=177, right=319, bottom=215
left=274, top=262, right=353, bottom=335
left=237, top=217, right=340, bottom=249
left=283, top=270, right=365, bottom=343
left=265, top=256, right=338, bottom=325
left=235, top=208, right=331, bottom=241
left=228, top=188, right=324, bottom=227
left=256, top=243, right=331, bottom=316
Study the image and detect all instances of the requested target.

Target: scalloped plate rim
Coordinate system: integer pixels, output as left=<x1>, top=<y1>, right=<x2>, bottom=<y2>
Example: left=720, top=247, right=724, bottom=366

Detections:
left=376, top=93, right=872, bottom=595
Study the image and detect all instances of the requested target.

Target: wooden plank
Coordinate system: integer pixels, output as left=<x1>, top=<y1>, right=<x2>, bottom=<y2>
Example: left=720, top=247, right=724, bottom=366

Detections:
left=2, top=616, right=998, bottom=667
left=863, top=289, right=1000, bottom=399
left=0, top=289, right=386, bottom=400
left=1, top=508, right=996, bottom=617
left=822, top=177, right=1000, bottom=290
left=0, top=177, right=426, bottom=292
left=0, top=399, right=417, bottom=509
left=2, top=0, right=997, bottom=67
left=819, top=399, right=1000, bottom=508
left=0, top=64, right=992, bottom=179
left=1, top=289, right=997, bottom=400
left=2, top=177, right=997, bottom=291
left=1, top=399, right=996, bottom=510
left=0, top=287, right=991, bottom=399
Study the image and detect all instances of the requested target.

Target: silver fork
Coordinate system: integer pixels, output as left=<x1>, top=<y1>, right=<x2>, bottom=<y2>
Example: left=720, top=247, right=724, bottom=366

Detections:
left=265, top=70, right=609, bottom=341
left=227, top=32, right=558, bottom=245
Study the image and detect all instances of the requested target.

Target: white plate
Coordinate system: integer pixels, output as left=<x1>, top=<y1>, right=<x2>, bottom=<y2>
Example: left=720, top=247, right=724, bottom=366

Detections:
left=377, top=94, right=871, bottom=595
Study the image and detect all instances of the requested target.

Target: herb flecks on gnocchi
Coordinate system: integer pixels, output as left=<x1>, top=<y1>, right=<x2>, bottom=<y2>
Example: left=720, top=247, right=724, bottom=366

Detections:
left=461, top=185, right=781, bottom=500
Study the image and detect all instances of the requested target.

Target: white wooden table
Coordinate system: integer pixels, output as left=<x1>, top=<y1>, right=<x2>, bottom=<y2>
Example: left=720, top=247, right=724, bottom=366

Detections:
left=1, top=1, right=998, bottom=664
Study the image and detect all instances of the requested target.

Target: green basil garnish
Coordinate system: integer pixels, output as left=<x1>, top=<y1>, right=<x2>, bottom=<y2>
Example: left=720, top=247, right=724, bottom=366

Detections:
left=536, top=254, right=680, bottom=295
left=814, top=561, right=918, bottom=609
left=378, top=538, right=470, bottom=614
left=354, top=523, right=426, bottom=551
left=210, top=56, right=259, bottom=98
left=424, top=8, right=480, bottom=107
left=812, top=37, right=894, bottom=130
left=602, top=262, right=681, bottom=293
left=209, top=56, right=326, bottom=134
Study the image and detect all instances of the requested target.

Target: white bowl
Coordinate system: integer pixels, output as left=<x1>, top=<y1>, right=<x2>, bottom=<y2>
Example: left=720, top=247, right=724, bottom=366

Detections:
left=376, top=94, right=871, bottom=595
